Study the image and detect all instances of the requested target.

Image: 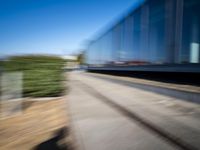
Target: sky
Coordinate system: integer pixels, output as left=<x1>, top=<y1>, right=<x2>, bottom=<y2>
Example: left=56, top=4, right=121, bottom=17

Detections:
left=0, top=0, right=141, bottom=56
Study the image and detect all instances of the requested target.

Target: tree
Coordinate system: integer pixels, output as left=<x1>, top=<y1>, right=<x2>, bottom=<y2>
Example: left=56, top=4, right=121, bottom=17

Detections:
left=77, top=51, right=85, bottom=65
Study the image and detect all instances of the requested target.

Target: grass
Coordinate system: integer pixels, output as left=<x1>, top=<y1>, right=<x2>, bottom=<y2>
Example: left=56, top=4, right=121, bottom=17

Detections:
left=1, top=55, right=66, bottom=97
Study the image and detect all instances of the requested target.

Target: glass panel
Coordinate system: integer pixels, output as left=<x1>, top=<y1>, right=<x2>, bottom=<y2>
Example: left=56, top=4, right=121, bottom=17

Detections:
left=104, top=31, right=113, bottom=64
left=132, top=8, right=141, bottom=62
left=149, top=0, right=166, bottom=64
left=89, top=41, right=100, bottom=65
left=181, top=0, right=200, bottom=63
left=112, top=24, right=122, bottom=62
left=121, top=15, right=134, bottom=62
left=87, top=44, right=92, bottom=65
left=140, top=4, right=150, bottom=64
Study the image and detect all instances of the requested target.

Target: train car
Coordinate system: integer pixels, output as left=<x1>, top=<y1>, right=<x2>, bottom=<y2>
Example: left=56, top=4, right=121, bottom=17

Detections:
left=86, top=0, right=200, bottom=73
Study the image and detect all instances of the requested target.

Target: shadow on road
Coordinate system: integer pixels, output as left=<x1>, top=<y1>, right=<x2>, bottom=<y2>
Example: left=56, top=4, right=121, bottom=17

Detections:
left=34, top=127, right=71, bottom=150
left=22, top=100, right=35, bottom=110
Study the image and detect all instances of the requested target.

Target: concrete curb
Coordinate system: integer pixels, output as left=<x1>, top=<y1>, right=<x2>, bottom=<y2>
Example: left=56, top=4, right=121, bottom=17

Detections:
left=88, top=74, right=200, bottom=104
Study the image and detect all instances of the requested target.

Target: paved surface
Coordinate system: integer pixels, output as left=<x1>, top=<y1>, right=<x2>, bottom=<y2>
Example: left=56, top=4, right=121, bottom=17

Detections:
left=68, top=71, right=200, bottom=150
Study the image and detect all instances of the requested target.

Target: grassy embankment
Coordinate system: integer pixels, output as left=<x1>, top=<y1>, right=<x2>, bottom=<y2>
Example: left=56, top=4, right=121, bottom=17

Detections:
left=1, top=55, right=66, bottom=97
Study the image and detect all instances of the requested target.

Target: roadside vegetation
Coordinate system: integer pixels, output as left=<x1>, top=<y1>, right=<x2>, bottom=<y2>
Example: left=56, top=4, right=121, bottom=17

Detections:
left=2, top=55, right=66, bottom=97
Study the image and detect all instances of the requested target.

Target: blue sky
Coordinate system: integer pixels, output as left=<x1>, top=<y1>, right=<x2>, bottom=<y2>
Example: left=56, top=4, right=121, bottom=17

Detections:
left=0, top=0, right=141, bottom=56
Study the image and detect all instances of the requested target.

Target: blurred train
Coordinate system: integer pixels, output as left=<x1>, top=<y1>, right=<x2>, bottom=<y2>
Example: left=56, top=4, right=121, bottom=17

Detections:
left=86, top=0, right=200, bottom=73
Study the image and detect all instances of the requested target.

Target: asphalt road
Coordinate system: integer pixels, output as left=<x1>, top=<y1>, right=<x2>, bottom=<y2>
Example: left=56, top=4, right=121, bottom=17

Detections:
left=68, top=71, right=200, bottom=150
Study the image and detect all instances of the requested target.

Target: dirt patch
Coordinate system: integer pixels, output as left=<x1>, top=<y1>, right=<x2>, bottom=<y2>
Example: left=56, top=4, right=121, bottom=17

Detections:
left=0, top=97, right=72, bottom=150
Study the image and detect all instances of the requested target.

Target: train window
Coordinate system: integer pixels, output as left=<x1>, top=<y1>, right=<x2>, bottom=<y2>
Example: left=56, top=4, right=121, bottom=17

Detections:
left=100, top=32, right=112, bottom=65
left=181, top=0, right=200, bottom=64
left=112, top=24, right=122, bottom=62
left=132, top=8, right=141, bottom=61
left=122, top=15, right=134, bottom=61
left=148, top=0, right=166, bottom=64
left=140, top=3, right=150, bottom=64
left=104, top=32, right=113, bottom=64
left=90, top=42, right=98, bottom=65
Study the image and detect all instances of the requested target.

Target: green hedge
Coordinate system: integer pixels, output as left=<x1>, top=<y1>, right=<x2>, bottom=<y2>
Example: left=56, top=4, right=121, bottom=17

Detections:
left=2, top=55, right=66, bottom=97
